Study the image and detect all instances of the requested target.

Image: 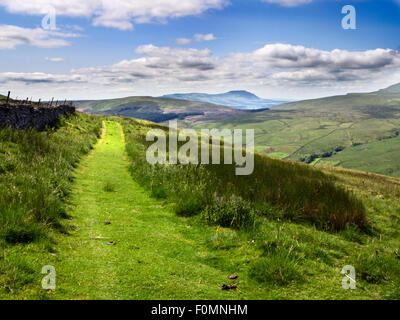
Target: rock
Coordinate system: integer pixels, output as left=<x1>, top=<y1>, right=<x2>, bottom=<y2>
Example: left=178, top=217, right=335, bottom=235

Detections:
left=228, top=274, right=239, bottom=280
left=221, top=284, right=237, bottom=290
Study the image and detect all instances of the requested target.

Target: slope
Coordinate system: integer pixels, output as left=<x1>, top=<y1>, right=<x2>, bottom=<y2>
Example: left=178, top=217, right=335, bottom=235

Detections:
left=75, top=96, right=249, bottom=124
left=1, top=116, right=400, bottom=300
left=191, top=85, right=400, bottom=178
left=162, top=90, right=288, bottom=110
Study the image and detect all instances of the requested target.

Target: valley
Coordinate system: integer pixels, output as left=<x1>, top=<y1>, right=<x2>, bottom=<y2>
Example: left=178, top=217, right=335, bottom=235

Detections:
left=74, top=84, right=400, bottom=178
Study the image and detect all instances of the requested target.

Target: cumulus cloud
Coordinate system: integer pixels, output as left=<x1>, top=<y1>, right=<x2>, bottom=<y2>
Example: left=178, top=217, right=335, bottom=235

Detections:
left=2, top=43, right=400, bottom=99
left=261, top=0, right=314, bottom=7
left=194, top=33, right=217, bottom=42
left=0, top=25, right=79, bottom=49
left=0, top=0, right=228, bottom=30
left=250, top=44, right=398, bottom=70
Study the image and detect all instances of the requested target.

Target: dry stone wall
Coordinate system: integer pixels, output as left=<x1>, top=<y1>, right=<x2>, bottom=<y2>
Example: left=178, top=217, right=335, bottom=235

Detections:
left=0, top=104, right=75, bottom=129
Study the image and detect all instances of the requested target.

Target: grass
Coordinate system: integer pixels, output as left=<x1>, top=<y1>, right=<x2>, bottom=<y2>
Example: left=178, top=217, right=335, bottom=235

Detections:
left=191, top=92, right=400, bottom=178
left=122, top=117, right=367, bottom=232
left=0, top=113, right=101, bottom=294
left=0, top=113, right=101, bottom=244
left=1, top=117, right=399, bottom=300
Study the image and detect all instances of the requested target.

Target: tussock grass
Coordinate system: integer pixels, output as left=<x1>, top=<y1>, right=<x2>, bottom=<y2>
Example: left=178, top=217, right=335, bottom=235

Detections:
left=0, top=113, right=102, bottom=244
left=103, top=181, right=116, bottom=192
left=121, top=118, right=367, bottom=232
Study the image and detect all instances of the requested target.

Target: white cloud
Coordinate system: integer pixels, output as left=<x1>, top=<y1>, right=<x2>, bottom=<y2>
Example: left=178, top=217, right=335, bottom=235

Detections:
left=261, top=0, right=313, bottom=7
left=176, top=38, right=192, bottom=45
left=0, top=24, right=79, bottom=49
left=0, top=0, right=228, bottom=30
left=45, top=57, right=65, bottom=62
left=0, top=72, right=84, bottom=84
left=194, top=33, right=217, bottom=42
left=2, top=43, right=400, bottom=100
left=250, top=44, right=398, bottom=71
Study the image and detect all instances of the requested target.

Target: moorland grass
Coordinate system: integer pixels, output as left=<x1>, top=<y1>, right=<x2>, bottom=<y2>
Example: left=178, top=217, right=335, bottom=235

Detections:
left=0, top=113, right=102, bottom=244
left=1, top=119, right=399, bottom=299
left=121, top=118, right=367, bottom=232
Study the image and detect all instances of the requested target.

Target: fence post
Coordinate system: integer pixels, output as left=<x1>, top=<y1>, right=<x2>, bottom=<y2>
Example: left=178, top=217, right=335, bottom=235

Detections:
left=6, top=91, right=10, bottom=104
left=50, top=97, right=54, bottom=107
left=38, top=99, right=41, bottom=106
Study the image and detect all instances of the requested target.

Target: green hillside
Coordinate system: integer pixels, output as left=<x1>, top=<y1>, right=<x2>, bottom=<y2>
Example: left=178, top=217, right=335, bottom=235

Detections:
left=379, top=83, right=400, bottom=94
left=75, top=96, right=248, bottom=123
left=1, top=113, right=400, bottom=299
left=191, top=85, right=400, bottom=178
left=75, top=84, right=400, bottom=178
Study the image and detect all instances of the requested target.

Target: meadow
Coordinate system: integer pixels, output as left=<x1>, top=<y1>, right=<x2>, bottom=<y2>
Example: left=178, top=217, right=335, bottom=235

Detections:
left=0, top=113, right=399, bottom=299
left=0, top=113, right=101, bottom=293
left=120, top=117, right=400, bottom=299
left=122, top=117, right=366, bottom=232
left=191, top=91, right=400, bottom=178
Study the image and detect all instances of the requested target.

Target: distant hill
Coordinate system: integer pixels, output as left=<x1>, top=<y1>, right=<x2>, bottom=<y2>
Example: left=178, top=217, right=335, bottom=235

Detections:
left=190, top=83, right=400, bottom=178
left=379, top=82, right=400, bottom=94
left=75, top=96, right=259, bottom=124
left=161, top=90, right=288, bottom=110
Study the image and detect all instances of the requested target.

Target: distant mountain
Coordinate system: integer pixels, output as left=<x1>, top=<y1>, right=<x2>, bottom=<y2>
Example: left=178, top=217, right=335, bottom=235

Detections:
left=161, top=90, right=289, bottom=110
left=379, top=82, right=400, bottom=94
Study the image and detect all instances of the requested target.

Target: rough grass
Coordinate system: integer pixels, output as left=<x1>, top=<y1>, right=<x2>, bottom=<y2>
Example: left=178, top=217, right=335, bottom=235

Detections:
left=121, top=117, right=367, bottom=232
left=0, top=113, right=102, bottom=244
left=1, top=118, right=399, bottom=300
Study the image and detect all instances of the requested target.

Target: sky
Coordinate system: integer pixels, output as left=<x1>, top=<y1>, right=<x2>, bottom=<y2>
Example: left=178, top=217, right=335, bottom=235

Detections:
left=0, top=0, right=400, bottom=100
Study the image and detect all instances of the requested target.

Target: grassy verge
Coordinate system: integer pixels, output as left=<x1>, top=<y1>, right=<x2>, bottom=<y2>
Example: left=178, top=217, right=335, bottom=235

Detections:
left=122, top=118, right=366, bottom=232
left=0, top=113, right=101, bottom=293
left=120, top=117, right=400, bottom=299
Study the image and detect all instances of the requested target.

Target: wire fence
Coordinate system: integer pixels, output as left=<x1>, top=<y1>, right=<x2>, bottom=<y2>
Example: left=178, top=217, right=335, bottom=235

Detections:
left=0, top=91, right=74, bottom=108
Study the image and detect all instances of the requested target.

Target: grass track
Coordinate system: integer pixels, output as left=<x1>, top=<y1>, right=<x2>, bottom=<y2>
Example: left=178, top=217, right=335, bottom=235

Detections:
left=46, top=121, right=242, bottom=299
left=2, top=119, right=399, bottom=300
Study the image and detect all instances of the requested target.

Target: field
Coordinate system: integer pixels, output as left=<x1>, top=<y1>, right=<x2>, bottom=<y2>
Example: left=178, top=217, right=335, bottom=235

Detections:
left=1, top=114, right=399, bottom=300
left=191, top=89, right=400, bottom=178
left=74, top=84, right=400, bottom=179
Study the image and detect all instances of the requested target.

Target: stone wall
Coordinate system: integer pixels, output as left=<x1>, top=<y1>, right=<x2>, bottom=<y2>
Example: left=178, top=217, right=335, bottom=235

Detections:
left=0, top=104, right=75, bottom=129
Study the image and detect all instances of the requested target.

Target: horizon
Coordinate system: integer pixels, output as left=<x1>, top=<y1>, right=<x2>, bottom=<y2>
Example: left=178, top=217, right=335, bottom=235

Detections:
left=5, top=81, right=398, bottom=103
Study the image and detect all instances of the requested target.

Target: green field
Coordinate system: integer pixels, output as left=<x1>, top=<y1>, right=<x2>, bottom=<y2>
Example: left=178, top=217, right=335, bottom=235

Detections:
left=73, top=84, right=400, bottom=179
left=1, top=114, right=400, bottom=300
left=191, top=87, right=400, bottom=178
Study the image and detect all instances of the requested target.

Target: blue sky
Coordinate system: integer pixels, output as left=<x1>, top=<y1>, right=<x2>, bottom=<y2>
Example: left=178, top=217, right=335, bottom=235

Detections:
left=0, top=0, right=400, bottom=100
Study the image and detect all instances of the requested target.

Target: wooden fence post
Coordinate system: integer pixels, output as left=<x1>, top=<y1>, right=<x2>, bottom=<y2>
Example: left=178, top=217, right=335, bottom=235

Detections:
left=6, top=91, right=10, bottom=104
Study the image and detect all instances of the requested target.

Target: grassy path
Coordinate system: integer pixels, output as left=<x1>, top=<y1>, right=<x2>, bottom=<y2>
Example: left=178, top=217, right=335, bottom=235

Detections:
left=51, top=121, right=243, bottom=299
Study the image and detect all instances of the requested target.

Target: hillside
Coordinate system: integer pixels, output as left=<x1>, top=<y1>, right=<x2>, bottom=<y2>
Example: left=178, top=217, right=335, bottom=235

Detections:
left=192, top=84, right=400, bottom=178
left=379, top=83, right=400, bottom=94
left=161, top=90, right=288, bottom=110
left=75, top=96, right=251, bottom=123
left=1, top=114, right=399, bottom=300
